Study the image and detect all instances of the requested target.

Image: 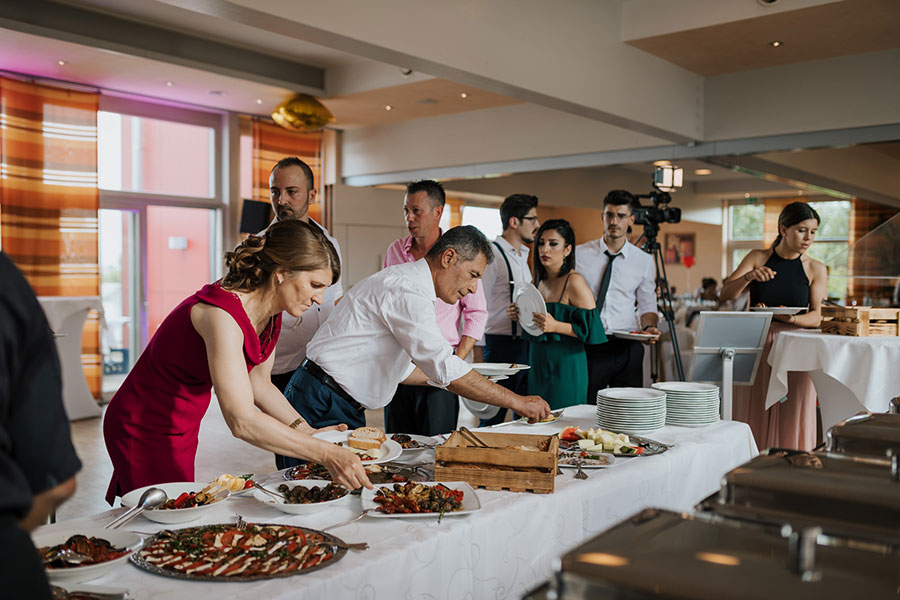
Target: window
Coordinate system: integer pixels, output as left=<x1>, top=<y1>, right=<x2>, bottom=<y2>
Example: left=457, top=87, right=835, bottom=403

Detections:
left=725, top=201, right=765, bottom=273
left=461, top=205, right=502, bottom=240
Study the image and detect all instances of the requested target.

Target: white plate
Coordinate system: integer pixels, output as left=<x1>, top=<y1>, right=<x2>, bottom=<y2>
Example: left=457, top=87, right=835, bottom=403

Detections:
left=471, top=362, right=531, bottom=376
left=313, top=430, right=402, bottom=464
left=390, top=433, right=438, bottom=462
left=610, top=330, right=660, bottom=341
left=252, top=480, right=352, bottom=515
left=120, top=482, right=229, bottom=524
left=597, top=388, right=667, bottom=401
left=749, top=306, right=806, bottom=315
left=558, top=451, right=617, bottom=468
left=652, top=382, right=719, bottom=393
left=33, top=526, right=142, bottom=584
left=361, top=482, right=481, bottom=518
left=513, top=283, right=546, bottom=337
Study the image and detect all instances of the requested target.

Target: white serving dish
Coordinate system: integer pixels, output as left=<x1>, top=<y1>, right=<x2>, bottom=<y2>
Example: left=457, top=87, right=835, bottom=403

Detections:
left=32, top=526, right=142, bottom=584
left=471, top=362, right=531, bottom=376
left=390, top=433, right=438, bottom=462
left=313, top=430, right=402, bottom=464
left=252, top=480, right=352, bottom=515
left=610, top=330, right=660, bottom=341
left=120, top=481, right=229, bottom=524
left=361, top=482, right=481, bottom=518
left=749, top=306, right=806, bottom=315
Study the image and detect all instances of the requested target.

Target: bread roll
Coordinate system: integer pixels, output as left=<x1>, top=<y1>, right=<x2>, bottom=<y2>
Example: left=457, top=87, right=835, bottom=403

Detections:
left=348, top=426, right=386, bottom=451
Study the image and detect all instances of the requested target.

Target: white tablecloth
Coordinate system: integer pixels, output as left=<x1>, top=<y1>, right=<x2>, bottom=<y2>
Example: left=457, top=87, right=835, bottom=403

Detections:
left=37, top=296, right=104, bottom=420
left=765, top=330, right=900, bottom=429
left=38, top=405, right=757, bottom=599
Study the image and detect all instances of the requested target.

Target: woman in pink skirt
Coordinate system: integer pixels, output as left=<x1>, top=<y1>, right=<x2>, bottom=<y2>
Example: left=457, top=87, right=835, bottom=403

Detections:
left=720, top=202, right=828, bottom=451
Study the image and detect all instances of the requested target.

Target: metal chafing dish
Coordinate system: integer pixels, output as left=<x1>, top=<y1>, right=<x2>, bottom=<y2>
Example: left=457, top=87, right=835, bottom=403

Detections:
left=698, top=448, right=900, bottom=549
left=826, top=406, right=900, bottom=459
left=522, top=508, right=900, bottom=600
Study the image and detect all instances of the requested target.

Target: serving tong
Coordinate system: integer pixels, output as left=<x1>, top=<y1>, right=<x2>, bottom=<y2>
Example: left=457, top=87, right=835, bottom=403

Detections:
left=458, top=427, right=498, bottom=449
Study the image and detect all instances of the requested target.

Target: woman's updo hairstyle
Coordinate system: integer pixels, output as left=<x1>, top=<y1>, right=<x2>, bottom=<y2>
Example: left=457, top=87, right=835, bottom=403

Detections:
left=773, top=202, right=820, bottom=249
left=222, top=220, right=340, bottom=292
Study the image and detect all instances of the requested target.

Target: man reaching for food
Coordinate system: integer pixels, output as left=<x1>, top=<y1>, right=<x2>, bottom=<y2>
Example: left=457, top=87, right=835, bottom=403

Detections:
left=278, top=226, right=551, bottom=467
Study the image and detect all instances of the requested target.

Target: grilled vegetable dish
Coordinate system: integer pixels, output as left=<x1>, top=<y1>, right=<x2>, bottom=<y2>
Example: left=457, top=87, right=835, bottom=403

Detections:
left=373, top=482, right=464, bottom=515
left=39, top=535, right=129, bottom=569
left=391, top=434, right=424, bottom=449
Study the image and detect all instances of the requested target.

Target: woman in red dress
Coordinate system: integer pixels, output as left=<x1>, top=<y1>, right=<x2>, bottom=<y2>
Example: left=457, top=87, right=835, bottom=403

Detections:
left=104, top=220, right=370, bottom=504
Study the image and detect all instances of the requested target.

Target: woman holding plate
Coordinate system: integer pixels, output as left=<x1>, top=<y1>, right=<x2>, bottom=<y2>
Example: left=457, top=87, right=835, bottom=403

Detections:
left=513, top=219, right=606, bottom=409
left=103, top=221, right=371, bottom=504
left=719, top=202, right=827, bottom=450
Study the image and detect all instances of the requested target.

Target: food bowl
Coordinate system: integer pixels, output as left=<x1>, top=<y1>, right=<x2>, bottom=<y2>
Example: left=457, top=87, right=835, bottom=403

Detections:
left=32, top=526, right=141, bottom=584
left=120, top=481, right=230, bottom=524
left=253, top=480, right=352, bottom=515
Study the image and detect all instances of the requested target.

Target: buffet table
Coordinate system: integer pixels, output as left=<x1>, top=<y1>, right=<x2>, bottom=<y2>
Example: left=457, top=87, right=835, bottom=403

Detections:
left=765, top=330, right=900, bottom=431
left=39, top=405, right=757, bottom=599
left=37, top=295, right=104, bottom=420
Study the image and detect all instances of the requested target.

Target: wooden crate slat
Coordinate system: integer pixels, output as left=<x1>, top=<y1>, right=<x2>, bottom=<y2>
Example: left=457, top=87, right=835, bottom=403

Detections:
left=821, top=306, right=899, bottom=337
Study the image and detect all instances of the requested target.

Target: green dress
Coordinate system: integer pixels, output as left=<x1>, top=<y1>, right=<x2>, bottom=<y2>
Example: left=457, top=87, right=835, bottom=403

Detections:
left=524, top=302, right=606, bottom=409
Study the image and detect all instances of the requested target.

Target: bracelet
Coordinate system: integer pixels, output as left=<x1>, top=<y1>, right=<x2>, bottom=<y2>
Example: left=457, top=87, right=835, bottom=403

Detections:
left=743, top=272, right=751, bottom=282
left=288, top=417, right=305, bottom=430
left=642, top=324, right=654, bottom=331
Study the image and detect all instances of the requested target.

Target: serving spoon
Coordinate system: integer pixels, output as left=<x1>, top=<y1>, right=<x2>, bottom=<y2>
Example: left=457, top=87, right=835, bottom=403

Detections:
left=105, top=487, right=167, bottom=529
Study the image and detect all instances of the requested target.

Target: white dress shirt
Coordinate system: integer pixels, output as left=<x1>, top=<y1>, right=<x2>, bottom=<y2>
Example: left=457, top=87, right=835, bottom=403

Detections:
left=482, top=236, right=532, bottom=336
left=272, top=219, right=344, bottom=376
left=306, top=259, right=472, bottom=409
left=575, top=238, right=657, bottom=331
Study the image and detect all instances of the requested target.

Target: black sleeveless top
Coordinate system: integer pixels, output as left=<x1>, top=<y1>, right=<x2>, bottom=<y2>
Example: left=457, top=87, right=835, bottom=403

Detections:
left=749, top=250, right=810, bottom=308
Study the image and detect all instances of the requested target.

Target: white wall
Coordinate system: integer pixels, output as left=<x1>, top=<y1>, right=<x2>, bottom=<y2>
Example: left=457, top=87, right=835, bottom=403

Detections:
left=330, top=183, right=408, bottom=288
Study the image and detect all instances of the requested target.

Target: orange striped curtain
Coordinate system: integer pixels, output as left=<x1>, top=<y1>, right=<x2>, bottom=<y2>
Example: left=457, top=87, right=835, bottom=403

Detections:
left=0, top=76, right=101, bottom=399
left=251, top=119, right=324, bottom=225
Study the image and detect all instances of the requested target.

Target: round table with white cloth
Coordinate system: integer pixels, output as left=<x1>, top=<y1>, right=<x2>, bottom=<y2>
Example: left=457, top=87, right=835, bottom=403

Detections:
left=764, top=329, right=900, bottom=431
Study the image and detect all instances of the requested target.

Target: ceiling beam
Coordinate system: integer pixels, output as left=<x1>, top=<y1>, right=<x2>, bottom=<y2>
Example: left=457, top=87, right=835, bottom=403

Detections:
left=0, top=0, right=325, bottom=94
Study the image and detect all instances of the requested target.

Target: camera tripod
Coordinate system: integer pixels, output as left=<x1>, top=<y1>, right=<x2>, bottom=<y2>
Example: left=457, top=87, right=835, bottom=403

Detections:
left=638, top=226, right=685, bottom=382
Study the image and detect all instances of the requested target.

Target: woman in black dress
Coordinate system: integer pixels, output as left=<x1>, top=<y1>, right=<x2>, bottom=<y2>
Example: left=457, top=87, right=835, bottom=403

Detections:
left=719, top=202, right=828, bottom=450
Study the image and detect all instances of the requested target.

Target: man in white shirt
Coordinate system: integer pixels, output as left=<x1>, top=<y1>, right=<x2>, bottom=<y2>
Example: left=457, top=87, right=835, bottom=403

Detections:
left=265, top=157, right=344, bottom=395
left=576, top=190, right=660, bottom=398
left=478, top=193, right=540, bottom=425
left=281, top=226, right=550, bottom=458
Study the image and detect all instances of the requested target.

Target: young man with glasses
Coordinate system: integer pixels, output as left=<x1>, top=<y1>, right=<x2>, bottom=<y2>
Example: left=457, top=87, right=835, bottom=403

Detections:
left=576, top=190, right=660, bottom=402
left=477, top=193, right=540, bottom=425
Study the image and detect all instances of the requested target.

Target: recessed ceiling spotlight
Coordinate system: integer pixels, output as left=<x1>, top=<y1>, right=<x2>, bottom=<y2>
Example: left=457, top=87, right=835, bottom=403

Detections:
left=694, top=169, right=712, bottom=176
left=385, top=105, right=393, bottom=111
left=166, top=81, right=174, bottom=87
left=744, top=192, right=751, bottom=198
left=57, top=60, right=66, bottom=66
left=256, top=98, right=263, bottom=104
left=652, top=160, right=671, bottom=167
left=769, top=40, right=783, bottom=48
left=208, top=90, right=226, bottom=97
left=460, top=92, right=468, bottom=99
left=797, top=190, right=804, bottom=195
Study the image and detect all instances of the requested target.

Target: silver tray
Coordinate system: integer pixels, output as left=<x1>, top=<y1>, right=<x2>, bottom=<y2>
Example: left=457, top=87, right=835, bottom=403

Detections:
left=130, top=522, right=347, bottom=581
left=559, top=434, right=671, bottom=457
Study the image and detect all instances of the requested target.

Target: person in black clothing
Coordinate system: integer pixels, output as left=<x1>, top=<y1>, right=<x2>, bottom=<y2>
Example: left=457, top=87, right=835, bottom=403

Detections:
left=0, top=251, right=82, bottom=600
left=719, top=202, right=827, bottom=451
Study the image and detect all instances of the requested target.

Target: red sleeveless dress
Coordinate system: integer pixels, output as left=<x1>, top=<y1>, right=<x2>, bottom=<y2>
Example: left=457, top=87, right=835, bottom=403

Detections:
left=103, top=284, right=280, bottom=504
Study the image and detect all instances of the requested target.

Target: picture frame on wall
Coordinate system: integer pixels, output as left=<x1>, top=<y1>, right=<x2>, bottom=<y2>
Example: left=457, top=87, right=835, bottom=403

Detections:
left=664, top=232, right=695, bottom=265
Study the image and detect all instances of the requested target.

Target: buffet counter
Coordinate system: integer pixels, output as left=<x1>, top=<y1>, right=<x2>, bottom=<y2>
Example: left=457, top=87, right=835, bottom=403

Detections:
left=39, top=405, right=757, bottom=599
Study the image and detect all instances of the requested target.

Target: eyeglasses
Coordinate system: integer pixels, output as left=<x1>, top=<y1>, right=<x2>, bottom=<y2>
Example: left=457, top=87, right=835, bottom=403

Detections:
left=521, top=216, right=539, bottom=222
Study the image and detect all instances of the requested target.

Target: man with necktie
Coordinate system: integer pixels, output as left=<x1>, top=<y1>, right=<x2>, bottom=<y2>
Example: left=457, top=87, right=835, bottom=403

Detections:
left=576, top=190, right=660, bottom=401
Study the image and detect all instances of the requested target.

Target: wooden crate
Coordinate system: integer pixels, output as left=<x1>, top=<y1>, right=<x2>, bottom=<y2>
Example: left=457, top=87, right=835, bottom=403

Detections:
left=821, top=306, right=900, bottom=337
left=434, top=431, right=559, bottom=494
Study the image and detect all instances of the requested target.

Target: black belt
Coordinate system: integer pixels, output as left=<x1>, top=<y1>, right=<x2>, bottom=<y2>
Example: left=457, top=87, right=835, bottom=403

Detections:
left=301, top=359, right=365, bottom=414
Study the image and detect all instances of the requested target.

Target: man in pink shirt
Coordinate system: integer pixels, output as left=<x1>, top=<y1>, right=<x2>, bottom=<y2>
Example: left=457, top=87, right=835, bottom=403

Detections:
left=382, top=180, right=488, bottom=435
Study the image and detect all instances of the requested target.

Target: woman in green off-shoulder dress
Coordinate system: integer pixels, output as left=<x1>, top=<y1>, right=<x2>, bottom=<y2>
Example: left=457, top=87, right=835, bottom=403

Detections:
left=517, top=219, right=606, bottom=409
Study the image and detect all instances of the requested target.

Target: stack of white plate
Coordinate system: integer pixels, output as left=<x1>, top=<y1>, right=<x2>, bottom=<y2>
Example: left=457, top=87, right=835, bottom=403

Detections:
left=596, top=387, right=666, bottom=434
left=652, top=382, right=720, bottom=427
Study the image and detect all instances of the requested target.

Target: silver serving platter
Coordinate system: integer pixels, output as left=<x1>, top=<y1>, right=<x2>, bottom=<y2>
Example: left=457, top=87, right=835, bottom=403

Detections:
left=559, top=434, right=671, bottom=458
left=130, top=522, right=347, bottom=581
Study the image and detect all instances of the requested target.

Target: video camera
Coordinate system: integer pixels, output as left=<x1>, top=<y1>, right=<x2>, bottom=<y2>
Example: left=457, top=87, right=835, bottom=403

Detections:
left=632, top=190, right=681, bottom=228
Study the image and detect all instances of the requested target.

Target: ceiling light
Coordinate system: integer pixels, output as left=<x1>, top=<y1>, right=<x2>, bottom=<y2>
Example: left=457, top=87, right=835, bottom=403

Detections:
left=57, top=60, right=66, bottom=66
left=256, top=98, right=263, bottom=104
left=460, top=92, right=468, bottom=99
left=271, top=94, right=334, bottom=132
left=166, top=81, right=174, bottom=87
left=694, top=169, right=712, bottom=176
left=652, top=160, right=671, bottom=167
left=744, top=193, right=751, bottom=198
left=797, top=190, right=804, bottom=195
left=385, top=105, right=393, bottom=111
left=769, top=40, right=783, bottom=48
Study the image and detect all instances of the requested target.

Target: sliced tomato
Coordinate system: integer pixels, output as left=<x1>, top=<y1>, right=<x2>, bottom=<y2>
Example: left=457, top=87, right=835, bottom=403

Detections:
left=561, top=426, right=580, bottom=442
